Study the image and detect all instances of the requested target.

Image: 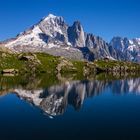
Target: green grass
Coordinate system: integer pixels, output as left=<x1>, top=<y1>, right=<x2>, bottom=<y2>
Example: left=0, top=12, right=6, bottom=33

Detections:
left=0, top=52, right=25, bottom=71
left=60, top=60, right=85, bottom=79
left=35, top=53, right=60, bottom=74
left=0, top=52, right=59, bottom=74
left=72, top=61, right=84, bottom=73
left=0, top=51, right=140, bottom=76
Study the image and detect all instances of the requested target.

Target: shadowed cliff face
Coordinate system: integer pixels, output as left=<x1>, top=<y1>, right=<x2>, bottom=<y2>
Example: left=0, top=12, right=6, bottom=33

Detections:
left=4, top=78, right=138, bottom=117
left=68, top=21, right=85, bottom=47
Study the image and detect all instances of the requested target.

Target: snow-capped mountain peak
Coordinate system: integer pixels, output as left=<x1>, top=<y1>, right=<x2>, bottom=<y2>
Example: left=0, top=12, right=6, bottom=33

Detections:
left=5, top=14, right=71, bottom=51
left=44, top=14, right=57, bottom=20
left=2, top=14, right=140, bottom=62
left=41, top=14, right=65, bottom=26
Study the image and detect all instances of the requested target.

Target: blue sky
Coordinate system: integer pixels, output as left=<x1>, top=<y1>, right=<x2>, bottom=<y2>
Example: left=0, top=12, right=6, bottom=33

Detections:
left=0, top=0, right=140, bottom=42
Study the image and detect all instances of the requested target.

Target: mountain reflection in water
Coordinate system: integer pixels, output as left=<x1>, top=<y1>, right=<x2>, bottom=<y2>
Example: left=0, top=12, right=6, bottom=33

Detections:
left=6, top=78, right=139, bottom=117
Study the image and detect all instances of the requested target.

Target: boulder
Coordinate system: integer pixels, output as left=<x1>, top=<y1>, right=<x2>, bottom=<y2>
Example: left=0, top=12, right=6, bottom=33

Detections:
left=18, top=53, right=41, bottom=65
left=2, top=69, right=18, bottom=74
left=56, top=58, right=77, bottom=73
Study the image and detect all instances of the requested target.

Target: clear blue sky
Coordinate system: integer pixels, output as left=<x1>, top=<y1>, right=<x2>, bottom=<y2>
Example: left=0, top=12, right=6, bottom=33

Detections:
left=0, top=0, right=140, bottom=42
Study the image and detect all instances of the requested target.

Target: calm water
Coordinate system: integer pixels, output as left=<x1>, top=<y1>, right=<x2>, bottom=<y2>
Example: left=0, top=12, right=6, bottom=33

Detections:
left=0, top=75, right=140, bottom=140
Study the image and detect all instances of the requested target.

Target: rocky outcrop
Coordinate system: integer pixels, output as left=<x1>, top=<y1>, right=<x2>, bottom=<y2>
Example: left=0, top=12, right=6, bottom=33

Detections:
left=94, top=60, right=140, bottom=73
left=56, top=57, right=77, bottom=73
left=83, top=61, right=96, bottom=76
left=18, top=53, right=41, bottom=64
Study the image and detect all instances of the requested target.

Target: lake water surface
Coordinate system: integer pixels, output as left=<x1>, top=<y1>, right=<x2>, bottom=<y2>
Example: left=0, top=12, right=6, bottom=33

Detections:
left=0, top=75, right=140, bottom=140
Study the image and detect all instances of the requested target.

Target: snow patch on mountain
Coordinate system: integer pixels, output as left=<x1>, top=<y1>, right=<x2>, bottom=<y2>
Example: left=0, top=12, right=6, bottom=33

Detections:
left=5, top=25, right=47, bottom=49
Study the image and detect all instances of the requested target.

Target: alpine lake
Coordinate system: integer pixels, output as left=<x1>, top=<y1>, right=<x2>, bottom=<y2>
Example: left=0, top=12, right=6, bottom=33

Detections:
left=0, top=72, right=140, bottom=140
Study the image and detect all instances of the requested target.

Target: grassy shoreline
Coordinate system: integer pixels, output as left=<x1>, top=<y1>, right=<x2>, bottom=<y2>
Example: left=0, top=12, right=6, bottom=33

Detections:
left=0, top=51, right=140, bottom=76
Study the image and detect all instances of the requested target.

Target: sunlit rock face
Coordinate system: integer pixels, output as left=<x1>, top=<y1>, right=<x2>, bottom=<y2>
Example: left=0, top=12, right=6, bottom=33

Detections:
left=13, top=78, right=140, bottom=117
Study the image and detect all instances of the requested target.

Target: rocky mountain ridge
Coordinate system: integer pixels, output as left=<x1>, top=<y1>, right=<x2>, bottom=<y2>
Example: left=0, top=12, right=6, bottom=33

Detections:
left=110, top=37, right=140, bottom=62
left=1, top=14, right=140, bottom=62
